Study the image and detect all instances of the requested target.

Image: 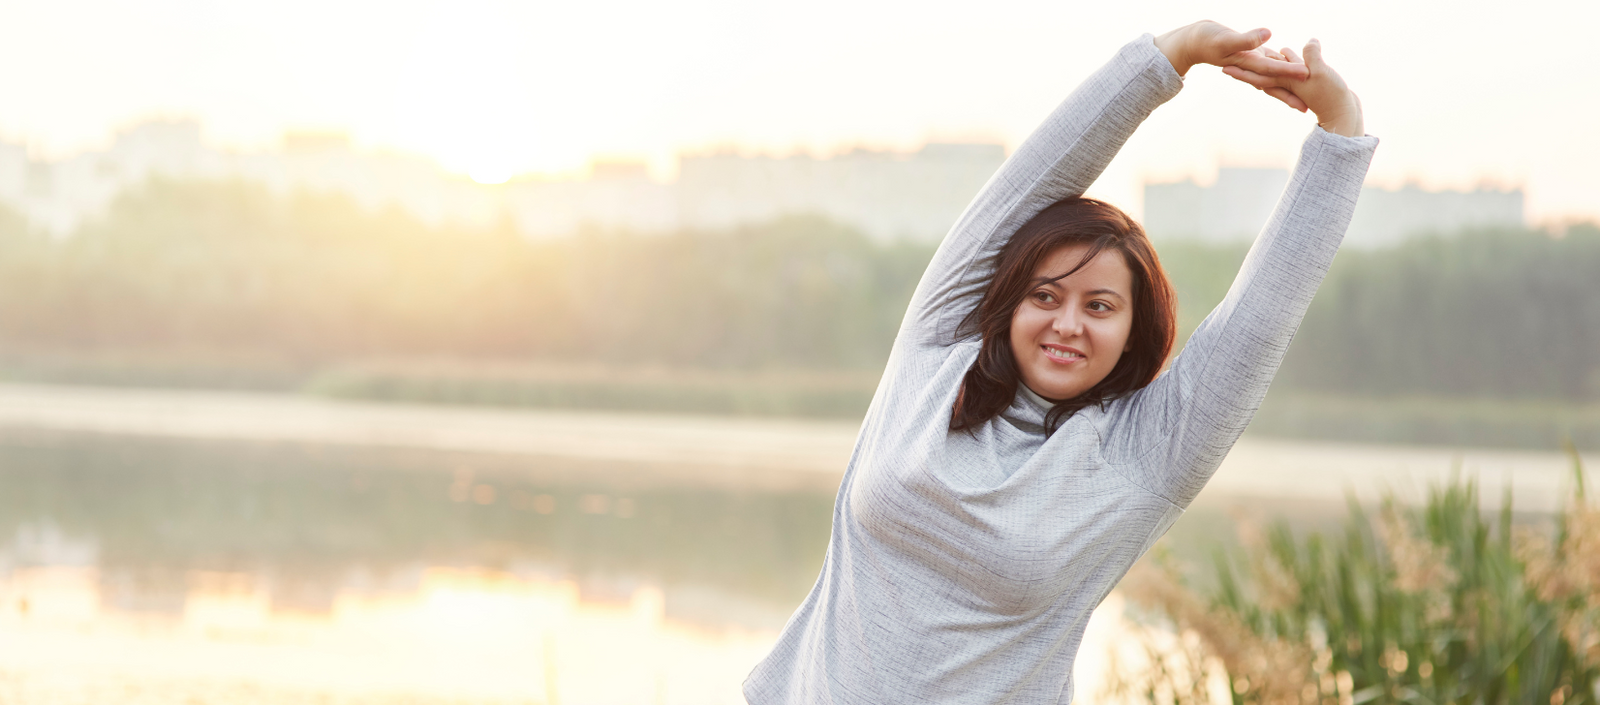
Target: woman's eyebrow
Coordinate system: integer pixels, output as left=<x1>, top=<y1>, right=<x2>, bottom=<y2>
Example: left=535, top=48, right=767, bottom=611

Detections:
left=1086, top=288, right=1127, bottom=301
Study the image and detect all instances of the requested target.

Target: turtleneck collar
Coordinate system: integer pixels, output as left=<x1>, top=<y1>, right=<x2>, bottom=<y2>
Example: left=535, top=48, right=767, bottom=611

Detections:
left=999, top=384, right=1054, bottom=436
left=1017, top=384, right=1054, bottom=411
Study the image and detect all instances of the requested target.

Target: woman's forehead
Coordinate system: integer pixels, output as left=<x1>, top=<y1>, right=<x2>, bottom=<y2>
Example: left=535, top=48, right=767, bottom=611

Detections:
left=1032, top=244, right=1132, bottom=284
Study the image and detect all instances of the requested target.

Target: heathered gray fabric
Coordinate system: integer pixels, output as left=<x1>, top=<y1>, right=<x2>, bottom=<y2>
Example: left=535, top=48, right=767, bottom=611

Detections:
left=744, top=34, right=1378, bottom=705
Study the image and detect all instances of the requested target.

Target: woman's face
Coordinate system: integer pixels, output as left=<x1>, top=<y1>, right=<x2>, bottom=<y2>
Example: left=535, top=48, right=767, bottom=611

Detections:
left=1009, top=243, right=1136, bottom=401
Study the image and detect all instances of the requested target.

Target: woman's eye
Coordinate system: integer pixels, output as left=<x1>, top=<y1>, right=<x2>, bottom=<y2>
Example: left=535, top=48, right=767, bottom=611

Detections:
left=1033, top=291, right=1056, bottom=304
left=1088, top=301, right=1111, bottom=312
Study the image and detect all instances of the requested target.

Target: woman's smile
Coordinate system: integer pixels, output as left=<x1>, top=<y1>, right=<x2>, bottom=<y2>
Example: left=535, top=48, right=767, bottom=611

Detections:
left=1041, top=344, right=1086, bottom=364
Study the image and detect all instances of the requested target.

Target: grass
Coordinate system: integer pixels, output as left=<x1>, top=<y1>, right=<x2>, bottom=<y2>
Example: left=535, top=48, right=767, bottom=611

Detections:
left=1251, top=393, right=1600, bottom=451
left=5, top=351, right=1600, bottom=449
left=1111, top=446, right=1600, bottom=704
left=301, top=359, right=881, bottom=419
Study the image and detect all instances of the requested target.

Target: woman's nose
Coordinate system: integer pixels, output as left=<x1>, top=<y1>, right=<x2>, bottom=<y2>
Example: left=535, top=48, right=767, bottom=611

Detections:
left=1052, top=308, right=1084, bottom=336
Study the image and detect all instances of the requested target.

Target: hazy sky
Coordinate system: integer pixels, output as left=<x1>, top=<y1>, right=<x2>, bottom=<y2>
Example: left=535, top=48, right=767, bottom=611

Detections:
left=1, top=0, right=1595, bottom=222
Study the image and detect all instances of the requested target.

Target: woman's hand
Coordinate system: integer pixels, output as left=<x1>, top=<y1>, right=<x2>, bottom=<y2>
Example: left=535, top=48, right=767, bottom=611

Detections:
left=1222, top=39, right=1365, bottom=138
left=1154, top=21, right=1309, bottom=86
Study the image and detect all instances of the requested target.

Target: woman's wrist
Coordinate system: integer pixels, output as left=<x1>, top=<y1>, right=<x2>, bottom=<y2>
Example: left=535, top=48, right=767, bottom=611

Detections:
left=1315, top=94, right=1364, bottom=137
left=1153, top=27, right=1193, bottom=77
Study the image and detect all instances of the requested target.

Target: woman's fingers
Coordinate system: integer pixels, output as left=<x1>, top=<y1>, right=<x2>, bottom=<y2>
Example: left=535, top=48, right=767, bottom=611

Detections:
left=1264, top=87, right=1309, bottom=112
left=1211, top=34, right=1358, bottom=128
left=1224, top=64, right=1310, bottom=112
left=1303, top=38, right=1324, bottom=69
left=1222, top=65, right=1282, bottom=90
left=1215, top=27, right=1272, bottom=57
left=1228, top=50, right=1309, bottom=79
left=1293, top=37, right=1362, bottom=135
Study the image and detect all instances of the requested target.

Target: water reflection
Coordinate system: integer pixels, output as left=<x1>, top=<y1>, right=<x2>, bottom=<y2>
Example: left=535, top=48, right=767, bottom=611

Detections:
left=7, top=424, right=1529, bottom=703
left=0, top=430, right=834, bottom=704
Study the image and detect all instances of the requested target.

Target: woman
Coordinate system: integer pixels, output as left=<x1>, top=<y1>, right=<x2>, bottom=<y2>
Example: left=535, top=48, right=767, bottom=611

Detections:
left=745, top=20, right=1375, bottom=704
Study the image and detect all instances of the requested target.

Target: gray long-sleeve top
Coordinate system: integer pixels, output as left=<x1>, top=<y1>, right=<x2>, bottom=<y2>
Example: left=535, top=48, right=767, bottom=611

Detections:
left=744, top=34, right=1378, bottom=704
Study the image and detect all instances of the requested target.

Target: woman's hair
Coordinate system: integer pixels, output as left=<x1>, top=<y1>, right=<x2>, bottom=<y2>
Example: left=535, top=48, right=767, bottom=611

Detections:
left=950, top=197, right=1177, bottom=434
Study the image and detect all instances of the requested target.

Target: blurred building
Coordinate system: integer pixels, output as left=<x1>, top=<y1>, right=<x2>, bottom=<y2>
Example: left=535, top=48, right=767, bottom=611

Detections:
left=1144, top=168, right=1525, bottom=248
left=2, top=120, right=225, bottom=233
left=0, top=121, right=500, bottom=235
left=1, top=123, right=1530, bottom=248
left=0, top=142, right=26, bottom=211
left=504, top=143, right=1006, bottom=241
left=0, top=121, right=1006, bottom=243
left=1143, top=167, right=1290, bottom=244
left=669, top=143, right=1007, bottom=242
left=505, top=160, right=678, bottom=236
left=236, top=130, right=502, bottom=228
left=1343, top=183, right=1526, bottom=247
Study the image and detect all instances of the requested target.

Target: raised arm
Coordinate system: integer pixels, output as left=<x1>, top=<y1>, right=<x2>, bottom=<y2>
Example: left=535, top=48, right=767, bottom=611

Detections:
left=900, top=24, right=1311, bottom=350
left=1103, top=38, right=1376, bottom=507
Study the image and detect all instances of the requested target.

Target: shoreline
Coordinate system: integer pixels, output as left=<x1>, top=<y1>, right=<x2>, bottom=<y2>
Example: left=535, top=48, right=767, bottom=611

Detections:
left=0, top=382, right=1591, bottom=511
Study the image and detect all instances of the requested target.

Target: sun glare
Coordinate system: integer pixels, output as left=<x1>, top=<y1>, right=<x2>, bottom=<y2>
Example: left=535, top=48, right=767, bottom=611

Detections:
left=389, top=3, right=545, bottom=186
left=2, top=565, right=779, bottom=704
left=469, top=164, right=515, bottom=185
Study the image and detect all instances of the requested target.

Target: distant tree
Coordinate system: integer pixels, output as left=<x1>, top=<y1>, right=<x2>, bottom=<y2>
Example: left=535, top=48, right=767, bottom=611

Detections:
left=1, top=178, right=1595, bottom=404
left=1280, top=225, right=1600, bottom=401
left=0, top=180, right=934, bottom=370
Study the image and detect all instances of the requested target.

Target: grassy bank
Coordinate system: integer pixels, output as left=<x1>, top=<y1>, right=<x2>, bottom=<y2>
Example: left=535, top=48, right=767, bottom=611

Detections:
left=302, top=360, right=880, bottom=419
left=1251, top=393, right=1600, bottom=451
left=4, top=353, right=1598, bottom=451
left=305, top=363, right=1600, bottom=451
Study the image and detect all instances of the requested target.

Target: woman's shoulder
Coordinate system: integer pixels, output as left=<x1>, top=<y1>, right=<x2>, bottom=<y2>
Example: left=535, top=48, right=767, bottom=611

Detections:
left=862, top=340, right=980, bottom=433
left=1086, top=379, right=1172, bottom=452
left=884, top=337, right=982, bottom=382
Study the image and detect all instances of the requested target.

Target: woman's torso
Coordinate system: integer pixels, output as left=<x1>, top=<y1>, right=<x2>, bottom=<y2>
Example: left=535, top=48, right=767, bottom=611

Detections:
left=744, top=342, right=1183, bottom=704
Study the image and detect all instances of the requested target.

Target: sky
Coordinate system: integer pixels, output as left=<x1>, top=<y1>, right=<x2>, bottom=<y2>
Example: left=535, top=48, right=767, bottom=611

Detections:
left=0, top=0, right=1595, bottom=222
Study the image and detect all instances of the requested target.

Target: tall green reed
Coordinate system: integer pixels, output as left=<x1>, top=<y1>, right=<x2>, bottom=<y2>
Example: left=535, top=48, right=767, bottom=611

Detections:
left=1113, top=447, right=1599, bottom=705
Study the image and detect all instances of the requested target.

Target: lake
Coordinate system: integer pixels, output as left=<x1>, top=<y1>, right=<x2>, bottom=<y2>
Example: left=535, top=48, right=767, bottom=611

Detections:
left=0, top=384, right=1591, bottom=704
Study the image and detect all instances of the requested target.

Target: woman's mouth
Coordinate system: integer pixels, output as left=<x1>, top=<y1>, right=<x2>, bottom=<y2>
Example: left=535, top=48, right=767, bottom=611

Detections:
left=1042, top=345, right=1084, bottom=363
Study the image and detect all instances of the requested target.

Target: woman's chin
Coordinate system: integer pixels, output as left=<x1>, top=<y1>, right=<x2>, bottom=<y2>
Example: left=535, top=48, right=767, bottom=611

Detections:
left=1025, top=374, right=1087, bottom=401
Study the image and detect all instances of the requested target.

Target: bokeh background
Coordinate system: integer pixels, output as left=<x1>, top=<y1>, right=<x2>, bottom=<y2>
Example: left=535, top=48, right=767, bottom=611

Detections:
left=0, top=1, right=1596, bottom=703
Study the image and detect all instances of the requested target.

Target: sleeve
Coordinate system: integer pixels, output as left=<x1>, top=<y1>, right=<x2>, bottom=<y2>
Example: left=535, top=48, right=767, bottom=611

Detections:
left=1103, top=126, right=1380, bottom=507
left=896, top=34, right=1184, bottom=350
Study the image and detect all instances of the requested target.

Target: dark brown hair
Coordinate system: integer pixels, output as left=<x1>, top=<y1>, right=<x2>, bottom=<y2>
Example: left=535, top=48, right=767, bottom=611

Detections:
left=950, top=197, right=1177, bottom=434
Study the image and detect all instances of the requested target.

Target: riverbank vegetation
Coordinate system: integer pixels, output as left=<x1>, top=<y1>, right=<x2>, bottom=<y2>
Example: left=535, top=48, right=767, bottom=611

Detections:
left=1111, top=452, right=1600, bottom=705
left=1, top=179, right=1596, bottom=447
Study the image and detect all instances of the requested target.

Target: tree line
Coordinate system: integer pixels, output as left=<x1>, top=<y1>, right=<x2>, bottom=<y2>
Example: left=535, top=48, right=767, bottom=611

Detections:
left=0, top=178, right=1594, bottom=403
